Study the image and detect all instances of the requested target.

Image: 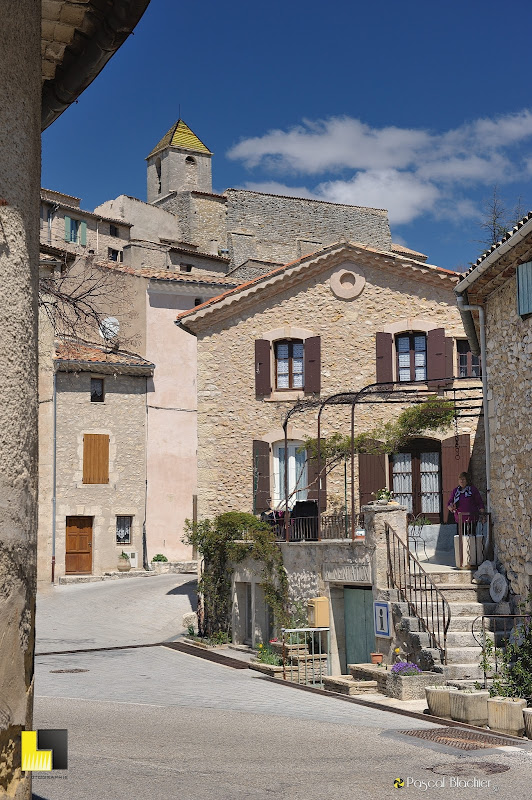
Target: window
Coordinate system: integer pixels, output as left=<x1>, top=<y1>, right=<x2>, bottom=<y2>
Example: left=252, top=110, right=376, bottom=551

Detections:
left=194, top=297, right=202, bottom=306
left=457, top=340, right=481, bottom=378
left=155, top=157, right=162, bottom=195
left=64, top=216, right=87, bottom=246
left=110, top=224, right=119, bottom=237
left=517, top=261, right=532, bottom=317
left=82, top=434, right=109, bottom=484
left=69, top=219, right=80, bottom=243
left=396, top=333, right=427, bottom=382
left=185, top=156, right=196, bottom=165
left=90, top=378, right=104, bottom=402
left=116, top=516, right=132, bottom=545
left=180, top=264, right=193, bottom=273
left=275, top=340, right=304, bottom=390
left=108, top=248, right=123, bottom=262
left=272, top=440, right=307, bottom=508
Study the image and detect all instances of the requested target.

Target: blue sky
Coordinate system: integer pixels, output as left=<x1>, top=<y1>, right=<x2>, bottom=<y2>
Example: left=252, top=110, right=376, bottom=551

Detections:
left=42, top=0, right=532, bottom=270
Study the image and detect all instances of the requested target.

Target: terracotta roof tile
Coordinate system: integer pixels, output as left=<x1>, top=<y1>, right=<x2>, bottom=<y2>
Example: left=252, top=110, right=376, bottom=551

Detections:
left=97, top=260, right=236, bottom=286
left=55, top=339, right=154, bottom=372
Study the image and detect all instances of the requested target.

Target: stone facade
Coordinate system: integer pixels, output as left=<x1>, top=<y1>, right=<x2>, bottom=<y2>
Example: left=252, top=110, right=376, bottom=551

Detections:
left=183, top=245, right=483, bottom=521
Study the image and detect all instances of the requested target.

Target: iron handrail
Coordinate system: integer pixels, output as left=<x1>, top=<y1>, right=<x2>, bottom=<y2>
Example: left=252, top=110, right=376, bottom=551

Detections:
left=385, top=523, right=451, bottom=664
left=471, top=613, right=531, bottom=688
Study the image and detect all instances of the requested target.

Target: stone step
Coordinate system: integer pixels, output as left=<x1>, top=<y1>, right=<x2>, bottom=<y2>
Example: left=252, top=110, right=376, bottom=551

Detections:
left=413, top=569, right=476, bottom=586
left=323, top=676, right=379, bottom=696
left=433, top=585, right=492, bottom=603
left=442, top=663, right=484, bottom=680
left=446, top=646, right=482, bottom=664
left=447, top=601, right=498, bottom=616
left=446, top=629, right=508, bottom=647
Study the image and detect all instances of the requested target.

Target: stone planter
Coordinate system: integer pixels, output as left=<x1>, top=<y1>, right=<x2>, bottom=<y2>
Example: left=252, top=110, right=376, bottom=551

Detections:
left=523, top=708, right=532, bottom=739
left=487, top=697, right=526, bottom=737
left=387, top=671, right=445, bottom=701
left=249, top=659, right=284, bottom=677
left=117, top=559, right=131, bottom=572
left=270, top=641, right=308, bottom=656
left=425, top=686, right=451, bottom=718
left=449, top=689, right=489, bottom=727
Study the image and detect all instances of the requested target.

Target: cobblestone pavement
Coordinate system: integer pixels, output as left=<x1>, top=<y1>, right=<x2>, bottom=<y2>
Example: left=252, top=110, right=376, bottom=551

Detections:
left=36, top=573, right=196, bottom=653
left=32, top=646, right=532, bottom=800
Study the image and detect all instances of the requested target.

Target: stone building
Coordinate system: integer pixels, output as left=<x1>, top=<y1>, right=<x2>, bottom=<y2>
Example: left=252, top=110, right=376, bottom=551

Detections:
left=177, top=241, right=485, bottom=666
left=456, top=215, right=532, bottom=604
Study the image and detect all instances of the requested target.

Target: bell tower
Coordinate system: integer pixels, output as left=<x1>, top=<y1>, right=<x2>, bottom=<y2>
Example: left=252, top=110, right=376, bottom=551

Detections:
left=146, top=119, right=213, bottom=203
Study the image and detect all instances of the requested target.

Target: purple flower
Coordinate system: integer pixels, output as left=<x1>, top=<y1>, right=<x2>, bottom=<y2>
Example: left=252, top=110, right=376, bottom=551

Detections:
left=391, top=661, right=422, bottom=675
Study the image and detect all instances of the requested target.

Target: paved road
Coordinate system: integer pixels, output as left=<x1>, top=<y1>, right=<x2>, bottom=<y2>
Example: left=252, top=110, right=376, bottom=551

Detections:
left=36, top=574, right=197, bottom=653
left=32, top=577, right=532, bottom=799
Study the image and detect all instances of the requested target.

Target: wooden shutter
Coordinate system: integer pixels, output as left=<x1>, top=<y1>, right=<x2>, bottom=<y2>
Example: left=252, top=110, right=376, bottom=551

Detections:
left=445, top=337, right=454, bottom=382
left=252, top=439, right=270, bottom=513
left=80, top=220, right=87, bottom=246
left=427, top=328, right=447, bottom=386
left=64, top=216, right=71, bottom=242
left=83, top=434, right=109, bottom=484
left=254, top=340, right=271, bottom=396
left=304, top=336, right=321, bottom=394
left=375, top=332, right=393, bottom=384
left=358, top=450, right=387, bottom=508
left=517, top=261, right=532, bottom=317
left=441, top=434, right=470, bottom=522
left=307, top=443, right=327, bottom=510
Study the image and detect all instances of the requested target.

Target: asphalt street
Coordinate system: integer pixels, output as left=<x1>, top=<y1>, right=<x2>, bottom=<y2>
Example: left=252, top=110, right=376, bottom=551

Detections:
left=31, top=576, right=532, bottom=800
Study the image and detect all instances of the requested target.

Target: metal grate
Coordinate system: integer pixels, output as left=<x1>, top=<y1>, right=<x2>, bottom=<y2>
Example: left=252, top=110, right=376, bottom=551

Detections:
left=428, top=762, right=510, bottom=776
left=399, top=727, right=520, bottom=750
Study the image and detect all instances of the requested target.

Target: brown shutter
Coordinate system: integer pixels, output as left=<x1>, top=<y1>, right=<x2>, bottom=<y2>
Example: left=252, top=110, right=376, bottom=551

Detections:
left=427, top=328, right=447, bottom=386
left=307, top=443, right=327, bottom=510
left=304, top=336, right=321, bottom=393
left=254, top=340, right=271, bottom=396
left=441, top=434, right=470, bottom=522
left=376, top=332, right=393, bottom=384
left=358, top=450, right=387, bottom=508
left=252, top=439, right=270, bottom=513
left=445, top=337, right=454, bottom=382
left=83, top=434, right=109, bottom=484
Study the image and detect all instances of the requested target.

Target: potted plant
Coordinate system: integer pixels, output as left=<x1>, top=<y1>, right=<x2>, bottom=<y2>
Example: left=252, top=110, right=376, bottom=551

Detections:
left=117, top=551, right=131, bottom=572
left=372, top=489, right=394, bottom=505
left=370, top=651, right=384, bottom=664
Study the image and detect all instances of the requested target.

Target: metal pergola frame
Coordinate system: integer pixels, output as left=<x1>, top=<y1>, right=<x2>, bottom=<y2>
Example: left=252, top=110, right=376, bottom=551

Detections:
left=282, top=378, right=484, bottom=541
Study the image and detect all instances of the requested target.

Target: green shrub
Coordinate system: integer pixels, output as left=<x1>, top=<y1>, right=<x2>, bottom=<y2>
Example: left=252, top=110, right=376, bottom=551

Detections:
left=151, top=553, right=168, bottom=562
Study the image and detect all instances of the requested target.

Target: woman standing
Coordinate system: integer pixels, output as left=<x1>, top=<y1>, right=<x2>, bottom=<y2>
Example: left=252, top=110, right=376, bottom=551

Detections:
left=447, top=472, right=485, bottom=523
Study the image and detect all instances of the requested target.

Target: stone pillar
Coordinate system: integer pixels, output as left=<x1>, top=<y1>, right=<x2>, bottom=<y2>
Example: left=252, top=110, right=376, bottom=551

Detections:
left=363, top=503, right=408, bottom=591
left=0, top=2, right=41, bottom=797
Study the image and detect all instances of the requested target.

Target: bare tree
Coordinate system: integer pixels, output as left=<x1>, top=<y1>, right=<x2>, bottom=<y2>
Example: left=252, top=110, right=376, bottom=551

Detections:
left=478, top=185, right=509, bottom=249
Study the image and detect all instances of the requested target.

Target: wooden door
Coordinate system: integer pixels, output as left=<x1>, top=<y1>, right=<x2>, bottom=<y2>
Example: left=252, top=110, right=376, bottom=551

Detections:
left=344, top=587, right=374, bottom=666
left=390, top=439, right=442, bottom=523
left=65, top=516, right=93, bottom=574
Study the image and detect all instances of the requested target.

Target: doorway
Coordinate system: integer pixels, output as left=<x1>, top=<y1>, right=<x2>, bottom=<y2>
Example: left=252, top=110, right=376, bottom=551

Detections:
left=390, top=438, right=442, bottom=523
left=344, top=587, right=374, bottom=665
left=65, top=516, right=93, bottom=574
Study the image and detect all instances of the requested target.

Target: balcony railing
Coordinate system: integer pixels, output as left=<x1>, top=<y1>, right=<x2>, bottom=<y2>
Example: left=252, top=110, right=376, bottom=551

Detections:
left=272, top=513, right=365, bottom=542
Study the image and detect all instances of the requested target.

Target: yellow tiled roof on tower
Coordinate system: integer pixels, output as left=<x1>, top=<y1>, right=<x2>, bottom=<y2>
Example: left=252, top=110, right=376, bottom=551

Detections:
left=147, top=119, right=212, bottom=158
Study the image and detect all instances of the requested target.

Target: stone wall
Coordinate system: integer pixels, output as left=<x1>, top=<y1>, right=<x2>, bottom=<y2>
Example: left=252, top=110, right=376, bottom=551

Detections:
left=225, top=189, right=393, bottom=267
left=485, top=276, right=532, bottom=601
left=95, top=194, right=182, bottom=246
left=40, top=200, right=130, bottom=259
left=53, top=371, right=147, bottom=577
left=195, top=255, right=481, bottom=520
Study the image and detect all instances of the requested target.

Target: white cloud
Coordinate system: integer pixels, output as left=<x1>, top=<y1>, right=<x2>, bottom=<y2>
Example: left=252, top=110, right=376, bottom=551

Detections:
left=227, top=111, right=532, bottom=224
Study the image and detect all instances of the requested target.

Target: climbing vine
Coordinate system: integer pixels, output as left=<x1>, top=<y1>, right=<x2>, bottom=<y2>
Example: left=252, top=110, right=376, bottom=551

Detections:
left=183, top=511, right=290, bottom=637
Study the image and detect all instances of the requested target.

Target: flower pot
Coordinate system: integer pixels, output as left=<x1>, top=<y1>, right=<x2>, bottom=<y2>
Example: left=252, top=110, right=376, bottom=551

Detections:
left=449, top=689, right=489, bottom=727
left=425, top=686, right=451, bottom=718
left=487, top=697, right=526, bottom=737
left=523, top=708, right=532, bottom=739
left=117, top=560, right=131, bottom=572
left=370, top=652, right=383, bottom=664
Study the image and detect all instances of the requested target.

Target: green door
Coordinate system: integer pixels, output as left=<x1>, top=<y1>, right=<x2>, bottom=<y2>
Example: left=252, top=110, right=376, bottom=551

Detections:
left=344, top=587, right=374, bottom=666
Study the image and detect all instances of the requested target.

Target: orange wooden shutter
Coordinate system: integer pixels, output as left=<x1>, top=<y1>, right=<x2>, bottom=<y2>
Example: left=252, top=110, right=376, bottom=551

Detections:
left=83, top=434, right=109, bottom=484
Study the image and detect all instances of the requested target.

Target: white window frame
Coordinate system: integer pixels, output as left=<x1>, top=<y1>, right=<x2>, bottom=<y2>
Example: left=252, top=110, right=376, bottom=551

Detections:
left=272, top=440, right=308, bottom=509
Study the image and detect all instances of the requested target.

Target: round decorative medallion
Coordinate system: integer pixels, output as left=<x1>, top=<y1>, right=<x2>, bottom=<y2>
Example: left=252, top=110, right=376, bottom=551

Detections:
left=329, top=265, right=366, bottom=299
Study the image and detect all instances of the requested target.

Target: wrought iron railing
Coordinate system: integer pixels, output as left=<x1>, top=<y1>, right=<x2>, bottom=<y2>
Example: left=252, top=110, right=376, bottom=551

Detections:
left=472, top=613, right=531, bottom=689
left=273, top=513, right=365, bottom=542
left=281, top=627, right=331, bottom=686
left=386, top=523, right=451, bottom=664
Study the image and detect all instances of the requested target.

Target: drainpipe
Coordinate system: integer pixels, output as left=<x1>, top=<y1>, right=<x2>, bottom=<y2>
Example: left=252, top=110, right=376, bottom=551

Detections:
left=455, top=294, right=491, bottom=532
left=51, top=369, right=57, bottom=582
left=142, top=375, right=149, bottom=570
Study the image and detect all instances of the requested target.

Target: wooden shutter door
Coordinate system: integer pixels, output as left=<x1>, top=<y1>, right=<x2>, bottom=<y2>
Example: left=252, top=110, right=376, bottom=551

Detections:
left=441, top=434, right=470, bottom=521
left=445, top=337, right=454, bottom=381
left=375, top=332, right=393, bottom=384
left=80, top=220, right=87, bottom=246
left=64, top=216, right=71, bottom=241
left=304, top=336, right=321, bottom=393
left=83, top=434, right=109, bottom=484
left=358, top=451, right=387, bottom=508
left=253, top=440, right=270, bottom=513
left=254, top=340, right=271, bottom=396
left=427, top=328, right=448, bottom=386
left=307, top=444, right=327, bottom=510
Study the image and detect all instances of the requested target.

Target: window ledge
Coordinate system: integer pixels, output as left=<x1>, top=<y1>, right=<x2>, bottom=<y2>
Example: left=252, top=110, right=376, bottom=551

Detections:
left=264, top=390, right=307, bottom=402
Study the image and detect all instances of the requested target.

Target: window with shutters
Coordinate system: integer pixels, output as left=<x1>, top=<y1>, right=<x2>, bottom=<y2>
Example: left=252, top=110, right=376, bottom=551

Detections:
left=82, top=434, right=109, bottom=484
left=272, top=441, right=308, bottom=508
left=456, top=340, right=481, bottom=378
left=396, top=333, right=427, bottom=382
left=275, top=340, right=304, bottom=390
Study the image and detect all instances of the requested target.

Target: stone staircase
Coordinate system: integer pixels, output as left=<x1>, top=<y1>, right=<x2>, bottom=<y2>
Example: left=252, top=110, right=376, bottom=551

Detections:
left=394, top=567, right=497, bottom=682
